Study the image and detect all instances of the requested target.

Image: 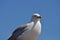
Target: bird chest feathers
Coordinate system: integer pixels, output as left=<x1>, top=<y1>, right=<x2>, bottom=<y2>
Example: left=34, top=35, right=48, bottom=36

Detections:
left=17, top=21, right=41, bottom=40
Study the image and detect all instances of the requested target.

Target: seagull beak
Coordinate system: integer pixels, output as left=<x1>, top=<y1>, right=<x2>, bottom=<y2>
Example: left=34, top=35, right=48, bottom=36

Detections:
left=37, top=16, right=42, bottom=19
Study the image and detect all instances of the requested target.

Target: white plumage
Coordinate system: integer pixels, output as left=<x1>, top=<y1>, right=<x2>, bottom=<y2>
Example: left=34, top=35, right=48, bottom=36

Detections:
left=8, top=13, right=42, bottom=40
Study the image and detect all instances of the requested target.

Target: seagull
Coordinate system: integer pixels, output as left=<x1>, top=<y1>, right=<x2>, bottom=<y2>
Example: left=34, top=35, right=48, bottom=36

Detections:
left=8, top=13, right=42, bottom=40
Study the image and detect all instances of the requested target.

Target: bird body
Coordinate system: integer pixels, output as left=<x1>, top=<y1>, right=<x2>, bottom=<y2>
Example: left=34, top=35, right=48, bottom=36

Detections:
left=17, top=21, right=41, bottom=40
left=8, top=13, right=42, bottom=40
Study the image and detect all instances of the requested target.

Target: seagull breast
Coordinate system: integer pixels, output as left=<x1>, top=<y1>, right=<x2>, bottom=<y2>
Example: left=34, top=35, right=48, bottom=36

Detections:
left=17, top=21, right=41, bottom=40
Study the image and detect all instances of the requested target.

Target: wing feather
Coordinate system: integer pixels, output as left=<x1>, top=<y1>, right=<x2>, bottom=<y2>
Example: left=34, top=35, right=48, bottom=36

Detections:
left=8, top=25, right=27, bottom=40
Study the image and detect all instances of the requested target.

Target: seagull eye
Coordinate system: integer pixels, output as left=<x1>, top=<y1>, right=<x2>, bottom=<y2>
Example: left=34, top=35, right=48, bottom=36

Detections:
left=33, top=15, right=37, bottom=17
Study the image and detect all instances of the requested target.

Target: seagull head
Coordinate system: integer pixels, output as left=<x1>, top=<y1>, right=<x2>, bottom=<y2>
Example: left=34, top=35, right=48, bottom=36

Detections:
left=31, top=13, right=42, bottom=22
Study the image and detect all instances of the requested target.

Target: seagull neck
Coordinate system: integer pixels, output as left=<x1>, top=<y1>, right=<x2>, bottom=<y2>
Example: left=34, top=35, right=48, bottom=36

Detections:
left=31, top=20, right=39, bottom=30
left=31, top=19, right=37, bottom=23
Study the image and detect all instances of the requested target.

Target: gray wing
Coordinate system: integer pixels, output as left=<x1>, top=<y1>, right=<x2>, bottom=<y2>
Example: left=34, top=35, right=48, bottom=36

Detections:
left=8, top=25, right=28, bottom=40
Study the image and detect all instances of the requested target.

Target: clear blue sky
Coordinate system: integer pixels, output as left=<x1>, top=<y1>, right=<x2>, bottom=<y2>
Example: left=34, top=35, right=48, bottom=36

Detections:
left=0, top=0, right=60, bottom=40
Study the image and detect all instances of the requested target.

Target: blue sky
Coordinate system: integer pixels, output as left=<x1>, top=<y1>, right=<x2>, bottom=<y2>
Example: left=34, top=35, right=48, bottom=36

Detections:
left=0, top=0, right=60, bottom=40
